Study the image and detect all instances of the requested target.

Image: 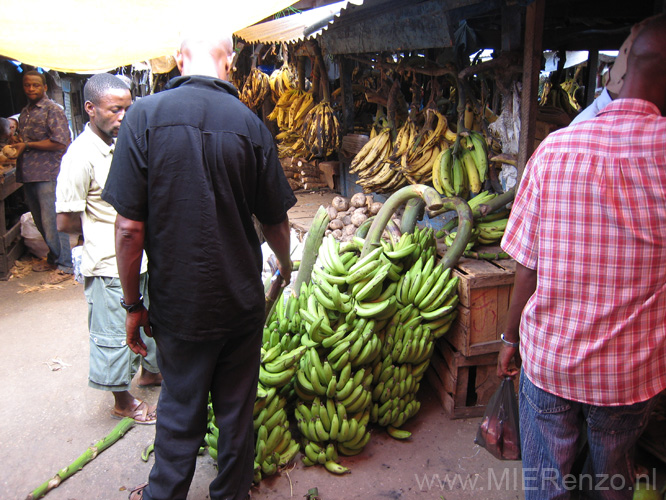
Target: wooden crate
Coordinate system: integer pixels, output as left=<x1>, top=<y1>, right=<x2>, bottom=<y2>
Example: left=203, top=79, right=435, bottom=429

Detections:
left=444, top=254, right=516, bottom=356
left=427, top=339, right=519, bottom=419
left=0, top=168, right=24, bottom=280
left=0, top=220, right=23, bottom=279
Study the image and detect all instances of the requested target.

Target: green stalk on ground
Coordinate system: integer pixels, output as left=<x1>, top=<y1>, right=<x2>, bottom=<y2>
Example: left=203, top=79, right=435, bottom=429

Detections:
left=26, top=417, right=135, bottom=500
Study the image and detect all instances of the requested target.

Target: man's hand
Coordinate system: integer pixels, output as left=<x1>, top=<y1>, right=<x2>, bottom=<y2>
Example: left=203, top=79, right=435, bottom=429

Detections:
left=125, top=307, right=152, bottom=356
left=277, top=259, right=293, bottom=287
left=497, top=343, right=521, bottom=379
left=11, top=142, right=27, bottom=156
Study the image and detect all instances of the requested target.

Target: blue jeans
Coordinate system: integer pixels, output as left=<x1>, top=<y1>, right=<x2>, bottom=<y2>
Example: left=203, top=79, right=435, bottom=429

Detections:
left=519, top=370, right=656, bottom=500
left=23, top=181, right=73, bottom=272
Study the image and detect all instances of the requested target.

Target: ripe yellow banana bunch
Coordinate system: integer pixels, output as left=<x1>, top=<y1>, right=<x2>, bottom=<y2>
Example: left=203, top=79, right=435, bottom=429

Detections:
left=432, top=131, right=489, bottom=198
left=268, top=64, right=296, bottom=103
left=288, top=91, right=315, bottom=131
left=268, top=88, right=304, bottom=131
left=391, top=110, right=457, bottom=188
left=240, top=68, right=271, bottom=112
left=269, top=90, right=314, bottom=159
left=349, top=128, right=403, bottom=194
left=302, top=101, right=341, bottom=158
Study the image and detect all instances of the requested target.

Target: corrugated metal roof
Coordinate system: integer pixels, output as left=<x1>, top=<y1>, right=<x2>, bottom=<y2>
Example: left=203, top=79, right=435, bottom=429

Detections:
left=235, top=0, right=363, bottom=44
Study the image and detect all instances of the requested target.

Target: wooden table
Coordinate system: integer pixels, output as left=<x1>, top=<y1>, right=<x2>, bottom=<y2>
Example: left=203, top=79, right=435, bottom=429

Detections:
left=0, top=165, right=24, bottom=279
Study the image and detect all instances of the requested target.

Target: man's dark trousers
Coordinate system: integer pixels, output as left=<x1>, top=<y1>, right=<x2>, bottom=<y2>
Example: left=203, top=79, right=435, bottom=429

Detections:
left=143, top=325, right=261, bottom=500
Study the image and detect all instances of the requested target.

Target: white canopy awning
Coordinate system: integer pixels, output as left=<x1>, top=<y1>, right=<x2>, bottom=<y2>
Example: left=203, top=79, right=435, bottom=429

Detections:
left=0, top=0, right=297, bottom=73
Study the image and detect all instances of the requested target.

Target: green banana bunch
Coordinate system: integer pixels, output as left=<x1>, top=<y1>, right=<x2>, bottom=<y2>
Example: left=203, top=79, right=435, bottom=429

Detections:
left=255, top=212, right=468, bottom=473
left=476, top=218, right=509, bottom=245
left=251, top=383, right=301, bottom=482
left=434, top=132, right=489, bottom=198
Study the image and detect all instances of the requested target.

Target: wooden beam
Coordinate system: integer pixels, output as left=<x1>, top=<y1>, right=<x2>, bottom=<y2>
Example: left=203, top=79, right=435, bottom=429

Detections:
left=501, top=3, right=522, bottom=52
left=339, top=56, right=354, bottom=134
left=585, top=49, right=599, bottom=107
left=517, top=0, right=545, bottom=182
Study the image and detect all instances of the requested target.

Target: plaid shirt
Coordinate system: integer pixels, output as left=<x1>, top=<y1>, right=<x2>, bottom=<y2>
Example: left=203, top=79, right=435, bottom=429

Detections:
left=17, top=96, right=71, bottom=182
left=502, top=98, right=666, bottom=406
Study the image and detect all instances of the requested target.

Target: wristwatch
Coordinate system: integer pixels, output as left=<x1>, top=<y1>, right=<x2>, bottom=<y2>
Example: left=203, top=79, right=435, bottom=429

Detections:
left=120, top=295, right=144, bottom=313
left=500, top=333, right=520, bottom=348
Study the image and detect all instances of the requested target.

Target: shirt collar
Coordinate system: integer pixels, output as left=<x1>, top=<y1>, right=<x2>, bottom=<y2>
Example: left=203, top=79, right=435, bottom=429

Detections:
left=28, top=95, right=50, bottom=109
left=83, top=123, right=115, bottom=156
left=164, top=75, right=239, bottom=99
left=597, top=98, right=662, bottom=118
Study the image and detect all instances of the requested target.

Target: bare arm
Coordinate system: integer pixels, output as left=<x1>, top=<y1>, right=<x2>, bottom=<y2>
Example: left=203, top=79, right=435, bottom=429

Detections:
left=56, top=212, right=83, bottom=234
left=497, top=262, right=537, bottom=378
left=115, top=214, right=150, bottom=356
left=13, top=139, right=67, bottom=156
left=261, top=217, right=293, bottom=285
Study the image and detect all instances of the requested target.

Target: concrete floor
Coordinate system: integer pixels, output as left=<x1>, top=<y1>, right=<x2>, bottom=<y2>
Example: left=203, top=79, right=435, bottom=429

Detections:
left=1, top=190, right=663, bottom=500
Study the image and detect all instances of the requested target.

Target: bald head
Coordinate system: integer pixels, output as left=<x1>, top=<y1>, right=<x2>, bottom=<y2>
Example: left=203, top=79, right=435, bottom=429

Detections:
left=176, top=32, right=234, bottom=80
left=619, top=14, right=666, bottom=114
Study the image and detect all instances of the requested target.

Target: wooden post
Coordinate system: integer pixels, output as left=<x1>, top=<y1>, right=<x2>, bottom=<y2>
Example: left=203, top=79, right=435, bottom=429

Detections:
left=585, top=49, right=599, bottom=107
left=297, top=56, right=306, bottom=91
left=517, top=0, right=545, bottom=183
left=339, top=57, right=355, bottom=134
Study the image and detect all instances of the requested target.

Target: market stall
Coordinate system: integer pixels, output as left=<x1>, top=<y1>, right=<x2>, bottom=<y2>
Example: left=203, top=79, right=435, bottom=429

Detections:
left=228, top=0, right=666, bottom=484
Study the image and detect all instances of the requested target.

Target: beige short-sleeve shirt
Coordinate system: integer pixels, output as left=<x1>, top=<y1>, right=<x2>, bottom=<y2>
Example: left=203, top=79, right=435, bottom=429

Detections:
left=56, top=124, right=147, bottom=277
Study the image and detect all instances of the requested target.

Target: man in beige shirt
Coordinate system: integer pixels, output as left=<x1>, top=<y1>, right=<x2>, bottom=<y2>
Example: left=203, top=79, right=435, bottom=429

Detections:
left=56, top=73, right=160, bottom=424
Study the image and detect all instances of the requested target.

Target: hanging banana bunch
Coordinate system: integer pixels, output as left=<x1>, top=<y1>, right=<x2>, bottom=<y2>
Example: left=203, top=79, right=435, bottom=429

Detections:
left=268, top=64, right=297, bottom=103
left=349, top=126, right=408, bottom=194
left=268, top=88, right=306, bottom=131
left=270, top=90, right=315, bottom=159
left=302, top=101, right=341, bottom=158
left=395, top=109, right=457, bottom=186
left=240, top=68, right=271, bottom=112
left=432, top=130, right=489, bottom=199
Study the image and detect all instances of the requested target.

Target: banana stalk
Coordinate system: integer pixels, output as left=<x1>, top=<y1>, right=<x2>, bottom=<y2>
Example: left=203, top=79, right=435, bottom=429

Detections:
left=436, top=197, right=474, bottom=270
left=361, top=185, right=443, bottom=258
left=400, top=197, right=425, bottom=235
left=26, top=418, right=135, bottom=500
left=293, top=206, right=330, bottom=295
left=355, top=216, right=401, bottom=242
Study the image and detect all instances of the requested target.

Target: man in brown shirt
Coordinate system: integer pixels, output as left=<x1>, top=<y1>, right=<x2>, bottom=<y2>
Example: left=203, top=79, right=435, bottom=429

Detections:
left=13, top=70, right=73, bottom=273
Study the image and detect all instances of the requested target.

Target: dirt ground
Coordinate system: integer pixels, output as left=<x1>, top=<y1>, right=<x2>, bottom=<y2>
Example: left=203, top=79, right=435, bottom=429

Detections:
left=1, top=191, right=663, bottom=500
left=0, top=265, right=528, bottom=500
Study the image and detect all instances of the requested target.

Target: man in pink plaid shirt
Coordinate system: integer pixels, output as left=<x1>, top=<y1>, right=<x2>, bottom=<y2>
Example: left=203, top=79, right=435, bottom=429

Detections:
left=499, top=15, right=666, bottom=500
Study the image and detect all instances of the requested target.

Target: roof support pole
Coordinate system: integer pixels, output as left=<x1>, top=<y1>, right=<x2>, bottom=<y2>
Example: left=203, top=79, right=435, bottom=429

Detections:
left=517, top=0, right=545, bottom=183
left=339, top=56, right=355, bottom=134
left=585, top=49, right=599, bottom=107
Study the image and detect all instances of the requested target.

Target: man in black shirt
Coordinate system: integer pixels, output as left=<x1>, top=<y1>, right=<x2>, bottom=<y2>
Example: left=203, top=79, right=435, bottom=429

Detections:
left=103, top=31, right=296, bottom=500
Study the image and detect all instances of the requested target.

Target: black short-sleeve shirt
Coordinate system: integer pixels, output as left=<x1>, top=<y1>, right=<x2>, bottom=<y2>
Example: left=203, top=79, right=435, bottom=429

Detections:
left=102, top=76, right=296, bottom=341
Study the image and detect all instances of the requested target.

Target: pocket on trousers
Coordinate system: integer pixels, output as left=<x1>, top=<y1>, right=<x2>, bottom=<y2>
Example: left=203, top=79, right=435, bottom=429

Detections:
left=587, top=399, right=653, bottom=434
left=89, top=332, right=131, bottom=386
left=521, top=375, right=571, bottom=414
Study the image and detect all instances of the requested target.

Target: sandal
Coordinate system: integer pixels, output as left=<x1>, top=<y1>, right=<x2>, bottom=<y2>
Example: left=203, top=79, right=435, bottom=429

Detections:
left=32, top=260, right=57, bottom=272
left=111, top=401, right=157, bottom=425
left=128, top=482, right=148, bottom=500
left=41, top=270, right=73, bottom=285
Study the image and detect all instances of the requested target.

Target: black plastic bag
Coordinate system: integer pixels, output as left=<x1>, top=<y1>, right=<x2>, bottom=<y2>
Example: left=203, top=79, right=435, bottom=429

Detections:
left=474, top=377, right=521, bottom=460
